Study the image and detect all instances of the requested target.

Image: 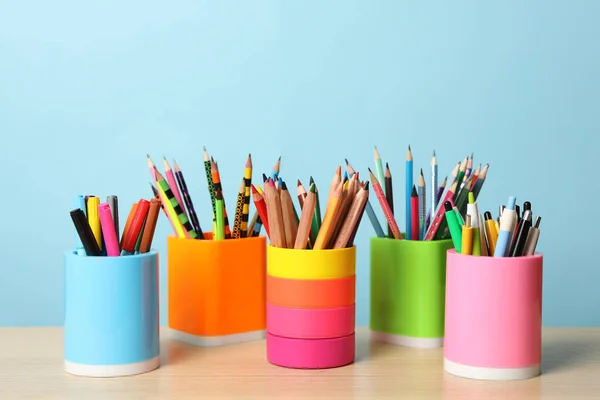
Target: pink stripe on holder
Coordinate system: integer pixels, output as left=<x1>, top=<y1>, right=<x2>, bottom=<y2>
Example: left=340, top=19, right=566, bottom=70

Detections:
left=266, top=333, right=355, bottom=370
left=443, top=250, right=543, bottom=381
left=267, top=303, right=355, bottom=339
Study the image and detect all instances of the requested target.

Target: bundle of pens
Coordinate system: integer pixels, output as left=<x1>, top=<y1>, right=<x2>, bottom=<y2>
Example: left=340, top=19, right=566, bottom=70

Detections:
left=146, top=148, right=260, bottom=240
left=70, top=195, right=160, bottom=256
left=447, top=195, right=542, bottom=257
left=256, top=164, right=370, bottom=250
left=366, top=147, right=489, bottom=241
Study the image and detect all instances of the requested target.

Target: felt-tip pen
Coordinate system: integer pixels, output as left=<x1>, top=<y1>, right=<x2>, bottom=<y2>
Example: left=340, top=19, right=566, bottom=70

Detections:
left=444, top=201, right=463, bottom=252
left=494, top=196, right=517, bottom=257
left=511, top=209, right=533, bottom=257
left=466, top=193, right=481, bottom=256
left=484, top=211, right=498, bottom=255
left=73, top=195, right=86, bottom=256
left=461, top=215, right=473, bottom=255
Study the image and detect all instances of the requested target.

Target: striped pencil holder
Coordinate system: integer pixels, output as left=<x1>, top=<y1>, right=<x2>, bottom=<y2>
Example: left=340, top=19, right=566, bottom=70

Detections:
left=444, top=250, right=543, bottom=380
left=266, top=245, right=356, bottom=369
left=167, top=234, right=267, bottom=346
left=370, top=237, right=454, bottom=348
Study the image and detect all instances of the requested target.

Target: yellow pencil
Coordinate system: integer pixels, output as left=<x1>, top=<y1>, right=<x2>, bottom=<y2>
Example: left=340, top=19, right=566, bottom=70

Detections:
left=87, top=196, right=102, bottom=251
left=155, top=178, right=186, bottom=238
left=313, top=180, right=344, bottom=250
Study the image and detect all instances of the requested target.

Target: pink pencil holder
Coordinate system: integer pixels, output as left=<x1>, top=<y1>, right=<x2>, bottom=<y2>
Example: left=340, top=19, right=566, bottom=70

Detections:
left=443, top=250, right=543, bottom=381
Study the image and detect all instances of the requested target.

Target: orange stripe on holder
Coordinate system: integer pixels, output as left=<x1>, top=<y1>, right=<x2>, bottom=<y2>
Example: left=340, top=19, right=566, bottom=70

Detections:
left=167, top=234, right=266, bottom=337
left=267, top=275, right=356, bottom=309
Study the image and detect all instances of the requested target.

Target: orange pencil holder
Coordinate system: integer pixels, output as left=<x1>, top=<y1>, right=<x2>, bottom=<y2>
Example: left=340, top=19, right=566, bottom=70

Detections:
left=167, top=233, right=267, bottom=346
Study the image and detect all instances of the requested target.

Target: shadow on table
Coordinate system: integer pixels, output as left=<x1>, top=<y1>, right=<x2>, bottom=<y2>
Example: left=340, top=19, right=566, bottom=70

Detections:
left=541, top=339, right=590, bottom=373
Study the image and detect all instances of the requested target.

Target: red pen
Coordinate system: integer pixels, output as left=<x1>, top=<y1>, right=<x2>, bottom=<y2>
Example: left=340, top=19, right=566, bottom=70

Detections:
left=411, top=185, right=419, bottom=241
left=121, top=199, right=150, bottom=254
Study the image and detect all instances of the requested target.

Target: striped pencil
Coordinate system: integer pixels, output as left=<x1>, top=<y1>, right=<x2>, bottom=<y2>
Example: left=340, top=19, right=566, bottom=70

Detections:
left=163, top=157, right=188, bottom=220
left=203, top=148, right=218, bottom=232
left=369, top=168, right=402, bottom=240
left=147, top=155, right=175, bottom=232
left=241, top=154, right=252, bottom=238
left=154, top=167, right=198, bottom=239
left=211, top=160, right=232, bottom=238
left=173, top=160, right=203, bottom=239
left=232, top=178, right=246, bottom=239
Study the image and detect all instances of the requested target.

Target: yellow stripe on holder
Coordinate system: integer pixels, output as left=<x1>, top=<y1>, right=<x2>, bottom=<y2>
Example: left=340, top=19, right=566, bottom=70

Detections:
left=267, top=245, right=356, bottom=280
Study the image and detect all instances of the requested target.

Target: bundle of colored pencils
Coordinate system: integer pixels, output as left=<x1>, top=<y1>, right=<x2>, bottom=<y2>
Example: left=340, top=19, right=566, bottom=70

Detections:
left=70, top=194, right=160, bottom=256
left=366, top=147, right=489, bottom=241
left=256, top=161, right=370, bottom=250
left=146, top=148, right=259, bottom=241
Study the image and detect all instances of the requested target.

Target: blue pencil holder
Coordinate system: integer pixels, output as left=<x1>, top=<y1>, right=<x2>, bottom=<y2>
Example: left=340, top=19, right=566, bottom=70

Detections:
left=64, top=250, right=160, bottom=377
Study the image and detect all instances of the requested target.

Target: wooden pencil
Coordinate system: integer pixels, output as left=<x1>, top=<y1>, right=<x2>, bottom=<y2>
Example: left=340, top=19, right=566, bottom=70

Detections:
left=384, top=163, right=394, bottom=238
left=294, top=184, right=316, bottom=249
left=333, top=183, right=369, bottom=248
left=328, top=173, right=357, bottom=247
left=369, top=168, right=402, bottom=239
left=313, top=180, right=344, bottom=250
left=280, top=181, right=298, bottom=248
left=138, top=198, right=161, bottom=253
left=345, top=158, right=356, bottom=176
left=247, top=211, right=260, bottom=236
left=265, top=179, right=286, bottom=248
left=232, top=178, right=246, bottom=239
left=326, top=166, right=342, bottom=206
left=347, top=181, right=370, bottom=246
left=251, top=184, right=270, bottom=237
left=297, top=180, right=307, bottom=210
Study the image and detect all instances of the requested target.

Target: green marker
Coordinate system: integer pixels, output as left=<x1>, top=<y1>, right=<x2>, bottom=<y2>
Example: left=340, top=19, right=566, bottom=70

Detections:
left=444, top=201, right=462, bottom=252
left=467, top=192, right=481, bottom=256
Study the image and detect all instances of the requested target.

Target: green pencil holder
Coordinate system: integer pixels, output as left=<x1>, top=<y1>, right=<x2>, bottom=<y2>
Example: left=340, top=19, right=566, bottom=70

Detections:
left=369, top=236, right=454, bottom=348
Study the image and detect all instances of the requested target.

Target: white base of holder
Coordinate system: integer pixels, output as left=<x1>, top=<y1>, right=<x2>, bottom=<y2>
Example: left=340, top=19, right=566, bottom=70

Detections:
left=64, top=356, right=160, bottom=377
left=444, top=357, right=541, bottom=381
left=170, top=329, right=266, bottom=347
left=370, top=330, right=443, bottom=348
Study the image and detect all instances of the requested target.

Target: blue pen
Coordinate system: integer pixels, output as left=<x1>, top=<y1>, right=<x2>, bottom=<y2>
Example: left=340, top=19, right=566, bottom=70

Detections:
left=73, top=195, right=87, bottom=256
left=494, top=196, right=518, bottom=257
left=406, top=146, right=413, bottom=239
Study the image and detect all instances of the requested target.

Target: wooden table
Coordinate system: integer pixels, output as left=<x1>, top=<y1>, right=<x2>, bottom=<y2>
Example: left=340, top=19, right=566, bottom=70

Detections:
left=0, top=327, right=598, bottom=399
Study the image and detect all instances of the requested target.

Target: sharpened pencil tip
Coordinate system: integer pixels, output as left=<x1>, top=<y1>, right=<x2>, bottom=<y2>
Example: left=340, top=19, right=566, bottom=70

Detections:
left=297, top=179, right=301, bottom=186
left=408, top=144, right=411, bottom=151
left=433, top=150, right=436, bottom=156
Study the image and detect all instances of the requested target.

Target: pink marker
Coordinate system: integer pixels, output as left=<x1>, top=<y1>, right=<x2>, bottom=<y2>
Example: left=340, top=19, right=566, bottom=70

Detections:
left=98, top=203, right=120, bottom=256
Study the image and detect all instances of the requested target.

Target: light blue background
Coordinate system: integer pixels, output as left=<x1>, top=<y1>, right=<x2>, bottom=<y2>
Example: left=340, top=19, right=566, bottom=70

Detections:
left=1, top=1, right=597, bottom=326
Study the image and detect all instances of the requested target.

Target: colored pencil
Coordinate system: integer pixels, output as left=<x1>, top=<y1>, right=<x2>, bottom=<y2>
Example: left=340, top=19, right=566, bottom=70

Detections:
left=405, top=146, right=413, bottom=240
left=232, top=178, right=246, bottom=239
left=313, top=180, right=344, bottom=249
left=424, top=180, right=458, bottom=240
left=281, top=181, right=299, bottom=248
left=265, top=179, right=286, bottom=247
left=471, top=163, right=489, bottom=200
left=251, top=184, right=270, bottom=237
left=369, top=168, right=402, bottom=239
left=203, top=148, right=218, bottom=232
left=173, top=160, right=203, bottom=239
left=384, top=163, right=394, bottom=238
left=411, top=185, right=419, bottom=241
left=310, top=176, right=322, bottom=241
left=297, top=180, right=307, bottom=209
left=365, top=197, right=385, bottom=238
left=333, top=183, right=369, bottom=249
left=345, top=158, right=356, bottom=177
left=374, top=147, right=385, bottom=196
left=154, top=167, right=195, bottom=238
left=270, top=156, right=281, bottom=179
left=241, top=154, right=252, bottom=238
left=418, top=169, right=426, bottom=240
left=211, top=160, right=232, bottom=238
left=294, top=184, right=316, bottom=249
left=328, top=174, right=357, bottom=248
left=163, top=157, right=187, bottom=220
